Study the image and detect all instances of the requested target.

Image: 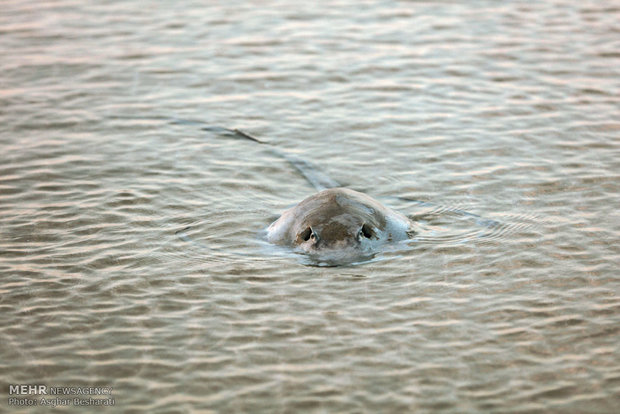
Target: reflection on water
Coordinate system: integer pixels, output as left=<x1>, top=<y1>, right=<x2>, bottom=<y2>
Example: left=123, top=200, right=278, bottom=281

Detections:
left=1, top=0, right=619, bottom=412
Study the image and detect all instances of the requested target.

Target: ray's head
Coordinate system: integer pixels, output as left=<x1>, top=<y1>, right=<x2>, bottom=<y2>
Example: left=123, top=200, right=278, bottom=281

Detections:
left=267, top=188, right=413, bottom=266
left=287, top=189, right=386, bottom=264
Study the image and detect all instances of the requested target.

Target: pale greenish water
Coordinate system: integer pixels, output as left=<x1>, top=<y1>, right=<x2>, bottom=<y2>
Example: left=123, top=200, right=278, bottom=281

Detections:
left=1, top=0, right=619, bottom=412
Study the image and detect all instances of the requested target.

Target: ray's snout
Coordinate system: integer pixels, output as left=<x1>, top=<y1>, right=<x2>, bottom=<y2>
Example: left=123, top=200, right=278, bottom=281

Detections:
left=295, top=221, right=377, bottom=251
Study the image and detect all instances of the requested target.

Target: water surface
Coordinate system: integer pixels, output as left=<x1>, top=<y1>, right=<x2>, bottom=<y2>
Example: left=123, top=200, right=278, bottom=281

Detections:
left=1, top=0, right=619, bottom=412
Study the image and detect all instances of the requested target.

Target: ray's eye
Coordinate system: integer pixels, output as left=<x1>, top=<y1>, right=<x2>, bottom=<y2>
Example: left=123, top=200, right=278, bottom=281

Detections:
left=359, top=223, right=375, bottom=239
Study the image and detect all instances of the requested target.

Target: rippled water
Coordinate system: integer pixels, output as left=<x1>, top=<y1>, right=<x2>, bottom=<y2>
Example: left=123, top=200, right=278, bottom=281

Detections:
left=1, top=0, right=619, bottom=412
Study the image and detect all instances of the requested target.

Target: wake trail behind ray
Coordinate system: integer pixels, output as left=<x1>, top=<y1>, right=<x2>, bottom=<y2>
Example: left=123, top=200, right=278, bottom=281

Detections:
left=202, top=126, right=340, bottom=191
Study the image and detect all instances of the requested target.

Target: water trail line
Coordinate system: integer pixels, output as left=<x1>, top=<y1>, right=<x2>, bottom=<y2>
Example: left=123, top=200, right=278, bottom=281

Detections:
left=109, top=114, right=528, bottom=255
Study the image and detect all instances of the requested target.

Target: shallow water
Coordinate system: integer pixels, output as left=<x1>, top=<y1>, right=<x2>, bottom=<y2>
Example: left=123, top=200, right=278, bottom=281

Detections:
left=1, top=0, right=619, bottom=412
